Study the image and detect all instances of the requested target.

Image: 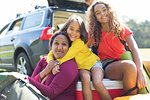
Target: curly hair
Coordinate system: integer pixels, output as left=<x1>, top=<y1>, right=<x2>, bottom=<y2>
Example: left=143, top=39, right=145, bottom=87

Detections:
left=60, top=15, right=88, bottom=43
left=87, top=1, right=123, bottom=45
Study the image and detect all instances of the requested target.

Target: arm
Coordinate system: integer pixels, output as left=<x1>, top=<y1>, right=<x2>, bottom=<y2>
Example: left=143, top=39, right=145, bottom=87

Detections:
left=47, top=51, right=54, bottom=63
left=52, top=65, right=60, bottom=75
left=86, top=39, right=92, bottom=48
left=31, top=57, right=58, bottom=83
left=47, top=39, right=84, bottom=65
left=57, top=39, right=85, bottom=64
left=28, top=60, right=79, bottom=99
left=31, top=57, right=47, bottom=82
left=47, top=51, right=60, bottom=75
left=125, top=34, right=146, bottom=89
left=86, top=31, right=92, bottom=48
left=40, top=60, right=60, bottom=81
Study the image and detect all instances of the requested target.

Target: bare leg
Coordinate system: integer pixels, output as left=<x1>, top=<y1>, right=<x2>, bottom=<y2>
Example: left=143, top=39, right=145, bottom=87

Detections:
left=80, top=69, right=92, bottom=100
left=105, top=60, right=137, bottom=95
left=92, top=67, right=112, bottom=100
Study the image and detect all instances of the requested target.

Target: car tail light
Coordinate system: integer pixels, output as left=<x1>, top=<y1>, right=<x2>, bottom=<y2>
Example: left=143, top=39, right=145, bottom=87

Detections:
left=40, top=27, right=53, bottom=40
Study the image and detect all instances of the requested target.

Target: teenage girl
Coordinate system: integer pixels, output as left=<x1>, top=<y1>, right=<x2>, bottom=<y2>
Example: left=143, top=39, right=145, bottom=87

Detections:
left=47, top=15, right=112, bottom=100
left=87, top=0, right=148, bottom=95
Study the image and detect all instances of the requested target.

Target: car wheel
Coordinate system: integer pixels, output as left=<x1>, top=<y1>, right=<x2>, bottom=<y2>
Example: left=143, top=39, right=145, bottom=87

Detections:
left=16, top=52, right=33, bottom=76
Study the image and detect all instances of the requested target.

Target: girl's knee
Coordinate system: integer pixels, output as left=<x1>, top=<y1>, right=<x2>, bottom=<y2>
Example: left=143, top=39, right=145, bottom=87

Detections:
left=80, top=71, right=91, bottom=82
left=93, top=79, right=103, bottom=88
left=122, top=61, right=137, bottom=77
left=123, top=61, right=137, bottom=71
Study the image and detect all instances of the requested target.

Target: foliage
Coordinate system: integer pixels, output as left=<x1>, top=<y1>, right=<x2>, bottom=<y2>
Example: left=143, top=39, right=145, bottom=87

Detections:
left=125, top=19, right=150, bottom=48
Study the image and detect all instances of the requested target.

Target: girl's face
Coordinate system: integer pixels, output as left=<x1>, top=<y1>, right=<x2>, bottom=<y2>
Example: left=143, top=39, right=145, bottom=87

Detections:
left=67, top=20, right=81, bottom=42
left=94, top=3, right=109, bottom=24
left=52, top=35, right=69, bottom=59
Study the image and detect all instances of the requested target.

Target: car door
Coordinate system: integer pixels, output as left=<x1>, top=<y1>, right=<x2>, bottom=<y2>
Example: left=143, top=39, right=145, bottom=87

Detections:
left=0, top=18, right=23, bottom=69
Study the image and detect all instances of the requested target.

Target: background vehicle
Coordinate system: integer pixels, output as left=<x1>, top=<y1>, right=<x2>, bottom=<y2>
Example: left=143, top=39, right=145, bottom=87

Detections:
left=0, top=0, right=87, bottom=75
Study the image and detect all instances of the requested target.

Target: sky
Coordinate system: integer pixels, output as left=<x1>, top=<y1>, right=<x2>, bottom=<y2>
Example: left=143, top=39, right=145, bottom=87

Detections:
left=0, top=0, right=150, bottom=29
left=107, top=0, right=150, bottom=22
left=0, top=0, right=48, bottom=29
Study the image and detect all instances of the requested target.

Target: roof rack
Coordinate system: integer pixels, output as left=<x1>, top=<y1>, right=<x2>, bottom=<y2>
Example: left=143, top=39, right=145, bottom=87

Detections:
left=16, top=13, right=22, bottom=18
left=35, top=5, right=47, bottom=9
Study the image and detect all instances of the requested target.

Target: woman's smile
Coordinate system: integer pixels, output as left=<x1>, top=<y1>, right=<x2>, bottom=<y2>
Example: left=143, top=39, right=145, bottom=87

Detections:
left=52, top=35, right=69, bottom=59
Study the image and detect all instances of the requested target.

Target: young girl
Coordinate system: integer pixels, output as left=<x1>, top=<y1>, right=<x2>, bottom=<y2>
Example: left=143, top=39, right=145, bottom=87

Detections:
left=87, top=0, right=149, bottom=95
left=47, top=15, right=112, bottom=100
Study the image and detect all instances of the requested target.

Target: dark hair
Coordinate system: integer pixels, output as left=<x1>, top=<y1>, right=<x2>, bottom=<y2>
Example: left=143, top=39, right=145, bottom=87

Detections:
left=60, top=15, right=88, bottom=43
left=49, top=31, right=72, bottom=49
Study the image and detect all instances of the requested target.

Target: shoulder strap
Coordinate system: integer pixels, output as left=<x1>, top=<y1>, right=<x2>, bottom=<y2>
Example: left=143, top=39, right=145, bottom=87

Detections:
left=121, top=86, right=137, bottom=96
left=118, top=36, right=130, bottom=51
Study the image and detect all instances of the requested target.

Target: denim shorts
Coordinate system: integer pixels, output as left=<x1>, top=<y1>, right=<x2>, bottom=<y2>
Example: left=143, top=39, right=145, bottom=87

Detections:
left=90, top=60, right=104, bottom=72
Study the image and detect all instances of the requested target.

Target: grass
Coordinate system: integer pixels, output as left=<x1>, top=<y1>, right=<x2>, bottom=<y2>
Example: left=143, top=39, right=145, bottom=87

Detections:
left=0, top=69, right=9, bottom=72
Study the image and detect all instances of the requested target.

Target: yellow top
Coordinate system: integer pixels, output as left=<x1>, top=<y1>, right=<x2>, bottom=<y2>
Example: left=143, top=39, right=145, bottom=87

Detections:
left=47, top=39, right=100, bottom=70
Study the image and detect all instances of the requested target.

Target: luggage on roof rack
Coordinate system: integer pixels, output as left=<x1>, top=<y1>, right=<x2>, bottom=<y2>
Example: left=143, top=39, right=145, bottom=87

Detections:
left=47, top=0, right=88, bottom=11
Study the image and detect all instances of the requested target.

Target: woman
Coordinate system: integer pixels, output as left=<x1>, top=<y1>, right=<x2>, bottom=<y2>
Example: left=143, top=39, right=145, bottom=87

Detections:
left=87, top=0, right=148, bottom=95
left=28, top=31, right=79, bottom=100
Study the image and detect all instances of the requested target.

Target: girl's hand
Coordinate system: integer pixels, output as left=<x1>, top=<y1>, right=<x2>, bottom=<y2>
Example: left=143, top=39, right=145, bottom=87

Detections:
left=44, top=60, right=60, bottom=75
left=137, top=69, right=147, bottom=89
left=52, top=65, right=60, bottom=75
left=40, top=60, right=60, bottom=79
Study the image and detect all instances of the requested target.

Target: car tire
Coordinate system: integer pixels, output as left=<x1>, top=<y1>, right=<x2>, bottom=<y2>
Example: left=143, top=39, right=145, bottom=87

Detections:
left=15, top=52, right=33, bottom=76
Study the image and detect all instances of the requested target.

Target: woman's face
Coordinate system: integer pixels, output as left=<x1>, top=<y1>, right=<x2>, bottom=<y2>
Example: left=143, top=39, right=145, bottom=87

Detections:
left=67, top=20, right=81, bottom=42
left=94, top=3, right=109, bottom=24
left=52, top=35, right=69, bottom=59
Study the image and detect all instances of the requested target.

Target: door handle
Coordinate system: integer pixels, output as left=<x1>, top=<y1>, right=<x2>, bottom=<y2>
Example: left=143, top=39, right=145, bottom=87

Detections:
left=11, top=37, right=15, bottom=41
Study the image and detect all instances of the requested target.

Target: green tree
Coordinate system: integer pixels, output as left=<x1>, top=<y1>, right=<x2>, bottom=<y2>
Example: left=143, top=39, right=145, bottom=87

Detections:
left=125, top=19, right=150, bottom=48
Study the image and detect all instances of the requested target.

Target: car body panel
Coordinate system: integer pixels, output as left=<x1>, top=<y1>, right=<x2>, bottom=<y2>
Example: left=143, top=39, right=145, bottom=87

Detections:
left=0, top=8, right=52, bottom=71
left=0, top=1, right=87, bottom=73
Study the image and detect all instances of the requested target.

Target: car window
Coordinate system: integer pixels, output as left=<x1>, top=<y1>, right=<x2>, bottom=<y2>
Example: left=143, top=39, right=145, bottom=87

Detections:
left=0, top=24, right=9, bottom=37
left=22, top=12, right=44, bottom=30
left=8, top=19, right=23, bottom=33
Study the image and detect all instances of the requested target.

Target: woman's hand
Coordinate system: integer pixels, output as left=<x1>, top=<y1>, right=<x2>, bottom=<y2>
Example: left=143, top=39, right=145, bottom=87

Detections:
left=52, top=65, right=60, bottom=75
left=45, top=60, right=59, bottom=73
left=137, top=69, right=147, bottom=89
left=40, top=60, right=60, bottom=79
